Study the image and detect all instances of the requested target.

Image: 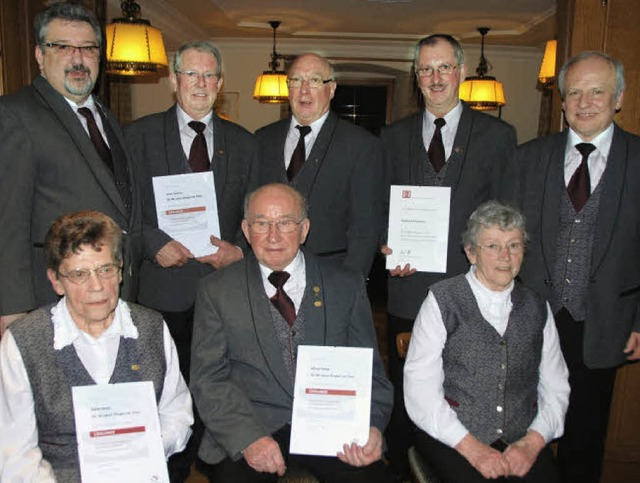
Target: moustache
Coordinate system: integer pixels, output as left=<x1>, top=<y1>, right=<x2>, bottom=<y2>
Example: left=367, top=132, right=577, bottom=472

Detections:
left=65, top=65, right=91, bottom=75
left=428, top=82, right=446, bottom=89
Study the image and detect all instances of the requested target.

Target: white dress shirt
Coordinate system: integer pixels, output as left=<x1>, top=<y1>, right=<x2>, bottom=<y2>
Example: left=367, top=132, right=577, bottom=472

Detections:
left=0, top=298, right=193, bottom=482
left=259, top=250, right=306, bottom=312
left=283, top=111, right=330, bottom=168
left=66, top=95, right=110, bottom=148
left=176, top=104, right=214, bottom=168
left=404, top=267, right=570, bottom=449
left=422, top=101, right=463, bottom=162
left=564, top=124, right=613, bottom=191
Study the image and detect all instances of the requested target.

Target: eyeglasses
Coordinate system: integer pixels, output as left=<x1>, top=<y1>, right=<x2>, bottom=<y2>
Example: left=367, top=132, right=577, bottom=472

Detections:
left=58, top=263, right=121, bottom=284
left=475, top=242, right=525, bottom=257
left=248, top=219, right=303, bottom=234
left=416, top=63, right=458, bottom=78
left=175, top=70, right=219, bottom=83
left=41, top=42, right=100, bottom=58
left=287, top=77, right=334, bottom=89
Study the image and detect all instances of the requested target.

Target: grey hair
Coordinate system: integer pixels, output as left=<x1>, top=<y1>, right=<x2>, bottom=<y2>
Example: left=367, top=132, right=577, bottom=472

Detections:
left=461, top=200, right=528, bottom=248
left=413, top=34, right=465, bottom=73
left=35, top=2, right=102, bottom=48
left=243, top=183, right=308, bottom=221
left=288, top=53, right=336, bottom=80
left=173, top=41, right=223, bottom=76
left=558, top=51, right=625, bottom=100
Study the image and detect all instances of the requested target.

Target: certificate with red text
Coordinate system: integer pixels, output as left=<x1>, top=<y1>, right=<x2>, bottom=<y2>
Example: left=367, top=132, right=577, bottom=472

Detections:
left=290, top=346, right=372, bottom=456
left=72, top=381, right=168, bottom=483
left=153, top=172, right=220, bottom=257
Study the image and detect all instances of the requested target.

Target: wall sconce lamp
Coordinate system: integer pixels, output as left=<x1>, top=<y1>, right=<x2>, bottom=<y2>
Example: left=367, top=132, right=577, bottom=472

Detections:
left=253, top=20, right=289, bottom=103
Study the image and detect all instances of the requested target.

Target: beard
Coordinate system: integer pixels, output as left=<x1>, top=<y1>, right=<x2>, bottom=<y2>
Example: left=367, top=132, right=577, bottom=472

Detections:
left=64, top=64, right=95, bottom=97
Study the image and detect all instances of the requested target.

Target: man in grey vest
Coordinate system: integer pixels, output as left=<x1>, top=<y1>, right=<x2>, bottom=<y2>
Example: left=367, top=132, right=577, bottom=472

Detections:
left=190, top=184, right=393, bottom=482
left=505, top=51, right=640, bottom=483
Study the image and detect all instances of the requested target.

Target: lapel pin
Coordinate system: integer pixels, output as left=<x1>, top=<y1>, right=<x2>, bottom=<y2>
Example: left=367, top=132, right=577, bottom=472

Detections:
left=314, top=300, right=323, bottom=307
left=131, top=364, right=141, bottom=371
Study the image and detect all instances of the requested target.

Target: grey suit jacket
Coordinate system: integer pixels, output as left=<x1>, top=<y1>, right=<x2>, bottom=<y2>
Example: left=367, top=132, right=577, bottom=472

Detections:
left=190, top=250, right=393, bottom=464
left=382, top=103, right=517, bottom=319
left=124, top=105, right=258, bottom=312
left=0, top=76, right=142, bottom=314
left=503, top=125, right=640, bottom=368
left=255, top=112, right=385, bottom=277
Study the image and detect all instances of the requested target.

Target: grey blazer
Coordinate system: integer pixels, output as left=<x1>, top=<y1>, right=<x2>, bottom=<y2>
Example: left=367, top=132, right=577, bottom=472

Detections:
left=0, top=76, right=142, bottom=314
left=382, top=102, right=517, bottom=319
left=124, top=105, right=259, bottom=312
left=255, top=112, right=385, bottom=277
left=504, top=125, right=640, bottom=368
left=190, top=250, right=393, bottom=464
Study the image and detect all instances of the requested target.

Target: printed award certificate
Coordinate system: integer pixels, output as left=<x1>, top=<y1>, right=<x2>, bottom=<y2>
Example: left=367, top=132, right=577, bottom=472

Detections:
left=386, top=185, right=451, bottom=273
left=152, top=172, right=220, bottom=257
left=290, top=345, right=373, bottom=456
left=72, top=381, right=168, bottom=483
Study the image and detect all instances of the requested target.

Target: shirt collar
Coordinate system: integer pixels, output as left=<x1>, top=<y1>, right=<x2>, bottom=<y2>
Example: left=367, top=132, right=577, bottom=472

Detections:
left=291, top=110, right=330, bottom=136
left=424, top=100, right=463, bottom=126
left=51, top=298, right=138, bottom=350
left=176, top=104, right=213, bottom=132
left=466, top=265, right=514, bottom=301
left=567, top=123, right=614, bottom=158
left=258, top=250, right=305, bottom=282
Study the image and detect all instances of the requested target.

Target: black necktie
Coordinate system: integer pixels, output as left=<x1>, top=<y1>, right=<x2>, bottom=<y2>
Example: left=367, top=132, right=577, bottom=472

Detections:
left=287, top=125, right=312, bottom=181
left=428, top=117, right=446, bottom=173
left=188, top=121, right=210, bottom=173
left=568, top=143, right=596, bottom=211
left=78, top=107, right=114, bottom=173
left=268, top=271, right=296, bottom=326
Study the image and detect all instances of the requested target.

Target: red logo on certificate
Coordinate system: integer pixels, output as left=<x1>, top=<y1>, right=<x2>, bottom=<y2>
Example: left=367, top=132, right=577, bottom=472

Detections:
left=402, top=190, right=411, bottom=198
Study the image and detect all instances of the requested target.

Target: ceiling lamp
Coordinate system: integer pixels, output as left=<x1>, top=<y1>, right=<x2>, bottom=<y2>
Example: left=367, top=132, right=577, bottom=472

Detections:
left=538, top=39, right=557, bottom=88
left=106, top=0, right=168, bottom=76
left=459, top=27, right=506, bottom=113
left=253, top=21, right=289, bottom=104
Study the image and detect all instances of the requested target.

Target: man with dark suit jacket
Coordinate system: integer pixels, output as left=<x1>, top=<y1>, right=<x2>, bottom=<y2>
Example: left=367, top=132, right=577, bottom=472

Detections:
left=380, top=34, right=516, bottom=478
left=125, top=40, right=257, bottom=482
left=504, top=51, right=640, bottom=483
left=0, top=2, right=141, bottom=334
left=191, top=183, right=393, bottom=482
left=255, top=53, right=384, bottom=278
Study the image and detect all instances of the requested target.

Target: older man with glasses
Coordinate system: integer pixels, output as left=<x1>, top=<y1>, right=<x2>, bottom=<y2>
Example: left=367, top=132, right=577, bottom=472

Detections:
left=0, top=1, right=143, bottom=335
left=256, top=53, right=385, bottom=279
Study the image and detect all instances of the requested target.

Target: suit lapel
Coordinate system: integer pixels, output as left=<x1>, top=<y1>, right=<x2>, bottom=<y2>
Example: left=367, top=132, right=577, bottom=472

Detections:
left=210, top=113, right=228, bottom=202
left=245, top=254, right=294, bottom=396
left=444, top=103, right=473, bottom=198
left=301, top=254, right=327, bottom=346
left=266, top=120, right=289, bottom=183
left=592, top=125, right=627, bottom=274
left=164, top=106, right=188, bottom=176
left=409, top=113, right=427, bottom=183
left=33, top=77, right=127, bottom=217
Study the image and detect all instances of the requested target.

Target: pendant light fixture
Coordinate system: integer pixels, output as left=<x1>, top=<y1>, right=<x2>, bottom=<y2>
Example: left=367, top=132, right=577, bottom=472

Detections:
left=538, top=39, right=557, bottom=88
left=253, top=21, right=289, bottom=104
left=106, top=0, right=168, bottom=76
left=459, top=27, right=506, bottom=114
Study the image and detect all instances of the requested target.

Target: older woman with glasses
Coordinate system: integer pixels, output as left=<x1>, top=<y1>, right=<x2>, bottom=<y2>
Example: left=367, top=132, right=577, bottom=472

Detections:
left=0, top=211, right=192, bottom=481
left=404, top=201, right=570, bottom=483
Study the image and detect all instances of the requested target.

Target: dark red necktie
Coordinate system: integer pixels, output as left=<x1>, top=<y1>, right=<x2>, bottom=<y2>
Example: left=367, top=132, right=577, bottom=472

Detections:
left=78, top=107, right=114, bottom=173
left=287, top=125, right=312, bottom=181
left=428, top=117, right=446, bottom=173
left=188, top=121, right=210, bottom=172
left=268, top=271, right=296, bottom=326
left=568, top=143, right=596, bottom=211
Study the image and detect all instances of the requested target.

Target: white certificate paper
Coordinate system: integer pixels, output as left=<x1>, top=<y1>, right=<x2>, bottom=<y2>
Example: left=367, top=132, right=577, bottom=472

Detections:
left=386, top=185, right=451, bottom=273
left=290, top=345, right=373, bottom=456
left=152, top=172, right=220, bottom=257
left=72, top=381, right=168, bottom=483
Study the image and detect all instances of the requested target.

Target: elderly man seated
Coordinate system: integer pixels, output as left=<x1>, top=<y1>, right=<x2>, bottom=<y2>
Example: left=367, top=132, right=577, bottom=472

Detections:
left=0, top=211, right=193, bottom=481
left=404, top=201, right=570, bottom=482
left=190, top=183, right=394, bottom=482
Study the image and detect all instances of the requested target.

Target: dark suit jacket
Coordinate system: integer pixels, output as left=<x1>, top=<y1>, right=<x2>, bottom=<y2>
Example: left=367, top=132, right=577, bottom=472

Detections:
left=503, top=125, right=640, bottom=368
left=0, top=76, right=142, bottom=314
left=190, top=250, right=393, bottom=464
left=255, top=112, right=384, bottom=277
left=124, top=105, right=258, bottom=312
left=382, top=103, right=516, bottom=319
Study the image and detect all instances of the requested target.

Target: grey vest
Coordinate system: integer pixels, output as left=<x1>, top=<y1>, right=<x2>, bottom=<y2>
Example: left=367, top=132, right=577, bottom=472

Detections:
left=551, top=182, right=602, bottom=319
left=10, top=303, right=166, bottom=482
left=431, top=275, right=546, bottom=444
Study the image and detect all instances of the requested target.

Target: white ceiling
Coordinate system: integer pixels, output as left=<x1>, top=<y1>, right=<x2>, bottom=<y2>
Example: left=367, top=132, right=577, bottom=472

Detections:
left=106, top=0, right=557, bottom=51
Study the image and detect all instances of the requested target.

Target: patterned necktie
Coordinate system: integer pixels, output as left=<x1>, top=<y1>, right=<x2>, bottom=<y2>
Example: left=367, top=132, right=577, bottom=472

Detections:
left=188, top=121, right=210, bottom=172
left=568, top=143, right=596, bottom=211
left=268, top=271, right=296, bottom=326
left=287, top=125, right=312, bottom=181
left=428, top=117, right=446, bottom=173
left=77, top=107, right=114, bottom=173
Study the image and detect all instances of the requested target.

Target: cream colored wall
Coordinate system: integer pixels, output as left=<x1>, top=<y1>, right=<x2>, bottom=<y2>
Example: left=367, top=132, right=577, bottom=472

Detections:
left=130, top=38, right=543, bottom=143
